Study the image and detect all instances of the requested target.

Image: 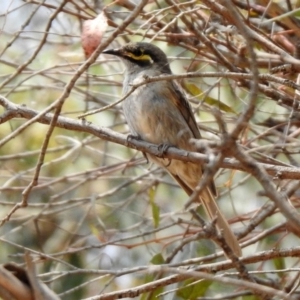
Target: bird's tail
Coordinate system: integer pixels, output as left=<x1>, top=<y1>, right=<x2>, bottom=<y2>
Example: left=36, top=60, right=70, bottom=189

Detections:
left=200, top=188, right=242, bottom=257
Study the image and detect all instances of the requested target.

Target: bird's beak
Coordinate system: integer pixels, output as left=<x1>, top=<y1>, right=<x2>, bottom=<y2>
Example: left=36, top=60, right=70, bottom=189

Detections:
left=102, top=48, right=122, bottom=56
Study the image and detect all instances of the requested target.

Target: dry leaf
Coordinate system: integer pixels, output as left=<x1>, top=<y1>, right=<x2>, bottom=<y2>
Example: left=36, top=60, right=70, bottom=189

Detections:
left=81, top=12, right=108, bottom=59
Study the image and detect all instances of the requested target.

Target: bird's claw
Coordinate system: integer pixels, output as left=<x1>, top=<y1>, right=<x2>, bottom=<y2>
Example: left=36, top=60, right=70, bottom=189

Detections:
left=157, top=143, right=171, bottom=158
left=126, top=134, right=141, bottom=146
left=126, top=134, right=149, bottom=163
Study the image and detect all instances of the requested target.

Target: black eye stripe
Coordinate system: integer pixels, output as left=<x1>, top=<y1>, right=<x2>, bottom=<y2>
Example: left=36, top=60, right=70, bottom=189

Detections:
left=133, top=49, right=143, bottom=56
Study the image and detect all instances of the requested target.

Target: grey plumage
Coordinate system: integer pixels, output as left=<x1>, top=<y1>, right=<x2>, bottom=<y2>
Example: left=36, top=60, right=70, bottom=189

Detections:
left=103, top=42, right=242, bottom=257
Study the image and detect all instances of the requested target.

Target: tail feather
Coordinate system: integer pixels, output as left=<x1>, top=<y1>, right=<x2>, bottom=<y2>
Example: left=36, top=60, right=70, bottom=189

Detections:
left=169, top=172, right=242, bottom=257
left=201, top=188, right=242, bottom=257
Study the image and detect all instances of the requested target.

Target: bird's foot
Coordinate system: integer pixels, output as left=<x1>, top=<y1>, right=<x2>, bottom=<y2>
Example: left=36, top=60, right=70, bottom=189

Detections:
left=157, top=143, right=171, bottom=158
left=126, top=134, right=149, bottom=163
left=126, top=134, right=141, bottom=146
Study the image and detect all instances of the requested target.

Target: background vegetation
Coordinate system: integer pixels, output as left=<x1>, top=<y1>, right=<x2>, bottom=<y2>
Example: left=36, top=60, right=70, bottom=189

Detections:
left=1, top=0, right=300, bottom=299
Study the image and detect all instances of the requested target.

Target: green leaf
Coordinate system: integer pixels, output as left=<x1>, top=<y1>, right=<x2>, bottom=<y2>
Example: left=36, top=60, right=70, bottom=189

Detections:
left=149, top=187, right=160, bottom=228
left=150, top=253, right=165, bottom=265
left=140, top=278, right=163, bottom=300
left=273, top=256, right=285, bottom=272
left=177, top=278, right=212, bottom=299
left=244, top=296, right=260, bottom=300
left=140, top=254, right=165, bottom=300
left=184, top=82, right=236, bottom=113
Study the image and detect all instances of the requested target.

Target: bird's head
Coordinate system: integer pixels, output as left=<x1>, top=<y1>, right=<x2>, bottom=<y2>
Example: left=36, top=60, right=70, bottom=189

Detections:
left=103, top=42, right=171, bottom=74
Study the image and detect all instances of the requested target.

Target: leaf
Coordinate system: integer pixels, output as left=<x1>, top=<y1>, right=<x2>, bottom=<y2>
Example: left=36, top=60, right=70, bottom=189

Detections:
left=149, top=187, right=160, bottom=228
left=273, top=256, right=286, bottom=272
left=140, top=254, right=165, bottom=300
left=140, top=279, right=163, bottom=300
left=184, top=82, right=236, bottom=113
left=177, top=278, right=212, bottom=299
left=150, top=253, right=165, bottom=265
left=81, top=12, right=108, bottom=58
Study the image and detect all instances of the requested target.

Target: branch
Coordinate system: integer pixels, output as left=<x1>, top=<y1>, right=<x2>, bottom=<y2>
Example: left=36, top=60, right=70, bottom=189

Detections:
left=1, top=95, right=300, bottom=179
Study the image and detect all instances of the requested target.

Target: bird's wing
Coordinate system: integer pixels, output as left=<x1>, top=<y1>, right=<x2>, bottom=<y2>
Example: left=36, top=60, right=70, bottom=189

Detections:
left=164, top=81, right=217, bottom=196
left=168, top=81, right=201, bottom=139
left=152, top=80, right=241, bottom=256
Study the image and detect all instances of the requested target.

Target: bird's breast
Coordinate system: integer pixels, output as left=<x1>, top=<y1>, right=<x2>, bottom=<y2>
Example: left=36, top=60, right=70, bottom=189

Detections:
left=122, top=81, right=194, bottom=149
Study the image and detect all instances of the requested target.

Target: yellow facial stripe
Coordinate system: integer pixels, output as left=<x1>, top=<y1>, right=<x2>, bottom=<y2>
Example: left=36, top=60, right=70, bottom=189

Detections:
left=125, top=52, right=153, bottom=63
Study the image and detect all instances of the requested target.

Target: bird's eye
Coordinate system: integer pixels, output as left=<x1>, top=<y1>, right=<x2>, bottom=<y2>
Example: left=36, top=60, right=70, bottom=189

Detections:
left=132, top=48, right=143, bottom=57
left=126, top=47, right=153, bottom=64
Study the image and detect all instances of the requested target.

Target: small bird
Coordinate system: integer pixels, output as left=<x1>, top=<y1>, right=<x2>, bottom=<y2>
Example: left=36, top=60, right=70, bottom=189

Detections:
left=103, top=42, right=242, bottom=257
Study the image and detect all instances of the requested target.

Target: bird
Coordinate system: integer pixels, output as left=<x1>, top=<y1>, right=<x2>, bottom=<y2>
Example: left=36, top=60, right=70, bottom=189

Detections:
left=103, top=42, right=242, bottom=257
